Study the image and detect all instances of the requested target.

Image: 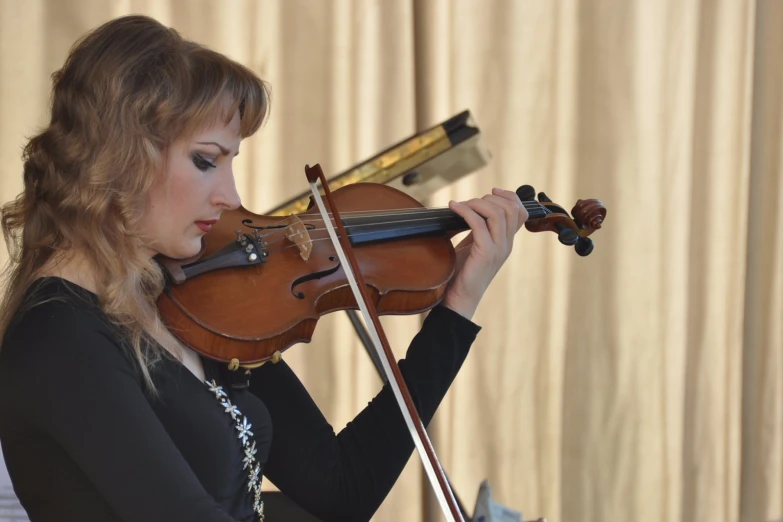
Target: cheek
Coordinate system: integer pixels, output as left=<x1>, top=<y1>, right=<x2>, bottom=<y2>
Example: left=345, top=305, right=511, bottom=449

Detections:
left=142, top=184, right=191, bottom=244
left=168, top=191, right=193, bottom=224
left=165, top=171, right=202, bottom=225
left=140, top=189, right=166, bottom=236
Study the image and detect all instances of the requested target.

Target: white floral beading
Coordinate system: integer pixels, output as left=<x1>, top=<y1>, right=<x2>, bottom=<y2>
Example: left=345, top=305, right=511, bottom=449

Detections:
left=206, top=379, right=264, bottom=520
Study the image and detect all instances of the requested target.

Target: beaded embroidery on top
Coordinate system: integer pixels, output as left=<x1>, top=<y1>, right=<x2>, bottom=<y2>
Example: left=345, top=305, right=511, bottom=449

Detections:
left=206, top=379, right=264, bottom=521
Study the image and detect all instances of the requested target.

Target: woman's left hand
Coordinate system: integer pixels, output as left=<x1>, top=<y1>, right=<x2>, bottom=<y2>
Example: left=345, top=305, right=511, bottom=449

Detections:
left=441, top=188, right=528, bottom=320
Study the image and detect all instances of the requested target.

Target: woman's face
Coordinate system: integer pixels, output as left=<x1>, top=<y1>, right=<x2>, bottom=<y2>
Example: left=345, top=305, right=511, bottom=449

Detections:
left=140, top=110, right=242, bottom=260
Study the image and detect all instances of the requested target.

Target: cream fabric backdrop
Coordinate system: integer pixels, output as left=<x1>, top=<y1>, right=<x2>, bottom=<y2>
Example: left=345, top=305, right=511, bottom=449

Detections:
left=0, top=1, right=781, bottom=522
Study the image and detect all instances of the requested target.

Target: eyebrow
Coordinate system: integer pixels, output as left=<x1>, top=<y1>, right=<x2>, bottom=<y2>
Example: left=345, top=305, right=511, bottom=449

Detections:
left=195, top=141, right=239, bottom=156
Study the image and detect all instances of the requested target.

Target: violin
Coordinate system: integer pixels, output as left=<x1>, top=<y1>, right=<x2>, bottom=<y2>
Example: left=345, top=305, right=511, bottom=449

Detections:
left=156, top=166, right=606, bottom=522
left=156, top=176, right=606, bottom=369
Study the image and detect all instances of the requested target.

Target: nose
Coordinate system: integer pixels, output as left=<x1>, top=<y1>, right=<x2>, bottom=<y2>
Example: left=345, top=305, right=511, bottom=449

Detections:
left=212, top=166, right=241, bottom=211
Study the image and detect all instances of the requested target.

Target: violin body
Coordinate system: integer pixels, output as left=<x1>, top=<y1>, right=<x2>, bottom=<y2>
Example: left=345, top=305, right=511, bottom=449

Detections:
left=157, top=183, right=458, bottom=366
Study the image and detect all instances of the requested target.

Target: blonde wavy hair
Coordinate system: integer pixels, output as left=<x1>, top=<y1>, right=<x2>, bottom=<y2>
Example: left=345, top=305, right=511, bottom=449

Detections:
left=0, top=15, right=270, bottom=387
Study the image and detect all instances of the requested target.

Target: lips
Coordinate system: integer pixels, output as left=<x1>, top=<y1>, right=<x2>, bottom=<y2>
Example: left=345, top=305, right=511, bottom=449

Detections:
left=195, top=219, right=218, bottom=233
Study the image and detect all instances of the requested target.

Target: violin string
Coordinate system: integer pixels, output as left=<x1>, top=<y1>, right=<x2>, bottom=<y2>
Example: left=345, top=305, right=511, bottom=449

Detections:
left=250, top=200, right=548, bottom=234
left=259, top=204, right=553, bottom=257
left=244, top=208, right=447, bottom=240
left=251, top=206, right=552, bottom=251
left=257, top=214, right=467, bottom=250
left=259, top=209, right=545, bottom=257
left=252, top=203, right=550, bottom=251
left=262, top=225, right=465, bottom=257
left=268, top=200, right=547, bottom=220
left=249, top=201, right=549, bottom=245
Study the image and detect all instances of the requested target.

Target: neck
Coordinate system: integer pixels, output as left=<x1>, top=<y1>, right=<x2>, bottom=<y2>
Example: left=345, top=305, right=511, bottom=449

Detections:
left=341, top=201, right=550, bottom=245
left=37, top=249, right=99, bottom=293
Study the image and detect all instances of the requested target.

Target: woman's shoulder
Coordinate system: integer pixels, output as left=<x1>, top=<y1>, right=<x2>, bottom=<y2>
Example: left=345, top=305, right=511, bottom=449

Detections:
left=8, top=276, right=108, bottom=329
left=0, top=278, right=144, bottom=435
left=1, top=277, right=124, bottom=369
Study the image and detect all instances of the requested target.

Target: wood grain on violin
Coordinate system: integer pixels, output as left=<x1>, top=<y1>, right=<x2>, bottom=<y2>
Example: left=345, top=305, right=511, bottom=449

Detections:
left=157, top=183, right=458, bottom=367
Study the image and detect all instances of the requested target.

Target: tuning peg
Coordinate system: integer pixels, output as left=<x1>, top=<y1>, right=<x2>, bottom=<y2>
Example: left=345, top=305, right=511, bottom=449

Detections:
left=516, top=185, right=536, bottom=202
left=537, top=191, right=553, bottom=203
left=555, top=223, right=578, bottom=245
left=575, top=236, right=594, bottom=256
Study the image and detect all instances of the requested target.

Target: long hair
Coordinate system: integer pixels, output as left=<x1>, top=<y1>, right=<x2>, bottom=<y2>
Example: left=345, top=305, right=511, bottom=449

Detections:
left=0, top=15, right=270, bottom=387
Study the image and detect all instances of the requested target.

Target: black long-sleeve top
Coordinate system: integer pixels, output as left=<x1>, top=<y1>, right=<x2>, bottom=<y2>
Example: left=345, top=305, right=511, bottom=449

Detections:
left=0, top=277, right=480, bottom=522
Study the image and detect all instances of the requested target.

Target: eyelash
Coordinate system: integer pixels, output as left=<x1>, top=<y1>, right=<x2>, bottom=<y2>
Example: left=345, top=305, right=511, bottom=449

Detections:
left=192, top=154, right=217, bottom=172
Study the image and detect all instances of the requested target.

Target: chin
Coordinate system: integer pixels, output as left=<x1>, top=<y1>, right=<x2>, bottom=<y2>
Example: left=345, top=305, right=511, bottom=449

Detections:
left=159, top=240, right=204, bottom=261
left=180, top=241, right=205, bottom=260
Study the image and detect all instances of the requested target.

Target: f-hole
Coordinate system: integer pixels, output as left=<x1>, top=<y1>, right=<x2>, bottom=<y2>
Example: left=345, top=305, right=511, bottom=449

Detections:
left=290, top=256, right=340, bottom=299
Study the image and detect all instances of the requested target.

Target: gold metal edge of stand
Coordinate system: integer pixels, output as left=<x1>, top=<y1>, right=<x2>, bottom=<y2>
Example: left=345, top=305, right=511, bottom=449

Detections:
left=268, top=125, right=451, bottom=216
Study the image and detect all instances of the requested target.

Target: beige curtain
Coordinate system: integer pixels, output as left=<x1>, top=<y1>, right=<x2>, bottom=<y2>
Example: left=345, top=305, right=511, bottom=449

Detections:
left=0, top=1, right=781, bottom=522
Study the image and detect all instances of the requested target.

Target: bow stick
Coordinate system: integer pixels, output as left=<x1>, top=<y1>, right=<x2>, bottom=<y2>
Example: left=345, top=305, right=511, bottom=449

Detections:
left=304, top=163, right=465, bottom=522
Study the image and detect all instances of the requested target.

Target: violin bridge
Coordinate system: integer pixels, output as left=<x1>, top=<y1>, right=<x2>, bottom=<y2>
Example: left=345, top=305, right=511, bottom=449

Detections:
left=285, top=217, right=313, bottom=261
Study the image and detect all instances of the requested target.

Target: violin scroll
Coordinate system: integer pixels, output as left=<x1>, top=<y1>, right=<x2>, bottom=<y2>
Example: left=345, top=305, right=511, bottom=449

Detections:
left=516, top=185, right=607, bottom=256
left=572, top=198, right=606, bottom=230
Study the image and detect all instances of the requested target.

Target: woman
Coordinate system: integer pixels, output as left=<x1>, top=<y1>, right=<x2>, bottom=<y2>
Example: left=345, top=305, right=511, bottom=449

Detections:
left=0, top=15, right=527, bottom=522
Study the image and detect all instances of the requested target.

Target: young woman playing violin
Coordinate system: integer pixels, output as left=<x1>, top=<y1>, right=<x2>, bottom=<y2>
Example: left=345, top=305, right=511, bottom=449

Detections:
left=0, top=15, right=527, bottom=522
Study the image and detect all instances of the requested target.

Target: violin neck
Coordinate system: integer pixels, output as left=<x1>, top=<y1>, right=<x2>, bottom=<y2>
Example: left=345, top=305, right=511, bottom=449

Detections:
left=343, top=202, right=550, bottom=245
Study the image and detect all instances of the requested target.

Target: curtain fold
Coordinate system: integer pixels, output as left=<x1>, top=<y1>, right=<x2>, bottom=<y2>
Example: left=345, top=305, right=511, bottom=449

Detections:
left=740, top=1, right=783, bottom=521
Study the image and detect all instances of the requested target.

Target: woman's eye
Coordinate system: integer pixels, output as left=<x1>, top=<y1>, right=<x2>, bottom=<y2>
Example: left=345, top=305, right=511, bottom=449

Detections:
left=192, top=154, right=217, bottom=172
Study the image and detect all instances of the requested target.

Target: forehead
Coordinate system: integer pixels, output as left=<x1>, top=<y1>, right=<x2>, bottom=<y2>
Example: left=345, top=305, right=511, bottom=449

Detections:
left=191, top=110, right=241, bottom=143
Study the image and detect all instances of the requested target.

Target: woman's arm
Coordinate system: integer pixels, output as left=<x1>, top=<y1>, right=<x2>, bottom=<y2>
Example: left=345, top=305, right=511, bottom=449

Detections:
left=251, top=305, right=480, bottom=522
left=253, top=188, right=524, bottom=521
